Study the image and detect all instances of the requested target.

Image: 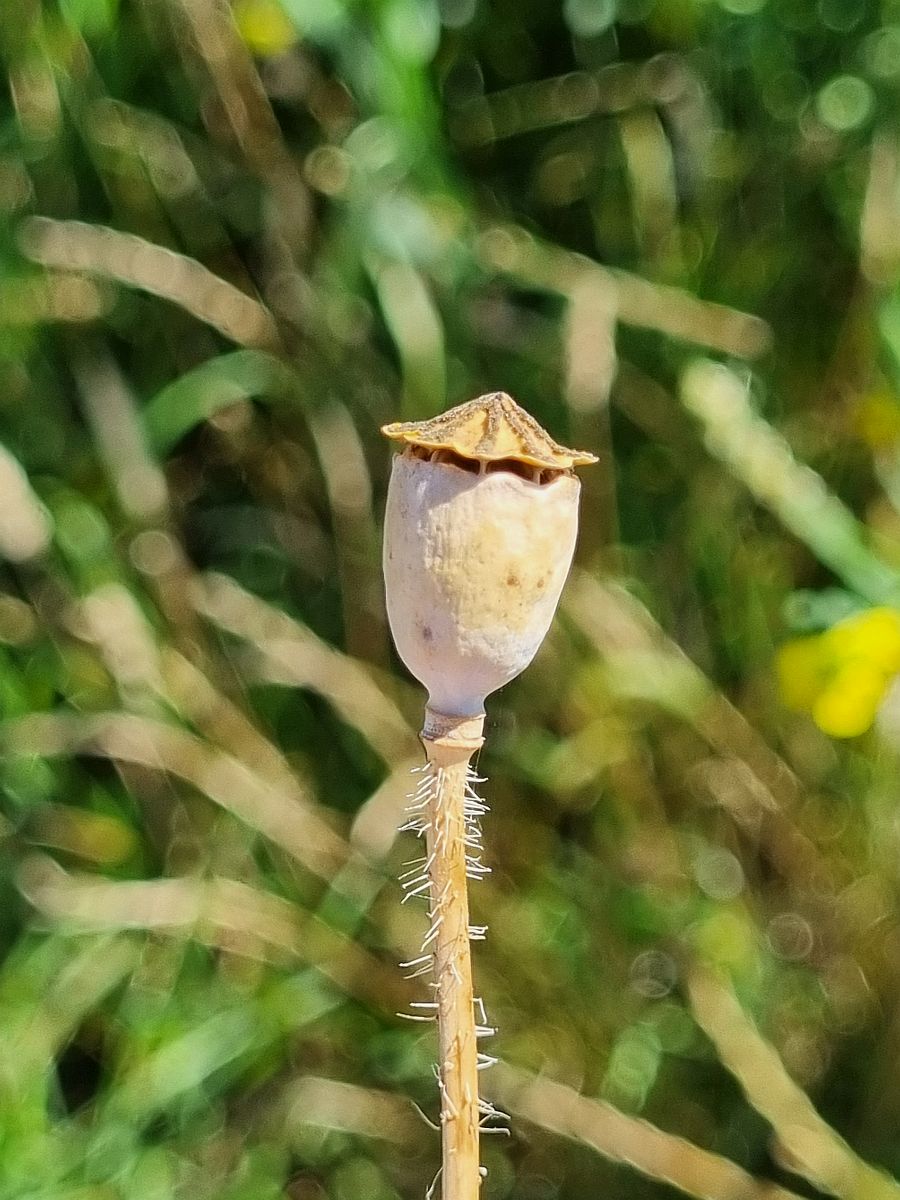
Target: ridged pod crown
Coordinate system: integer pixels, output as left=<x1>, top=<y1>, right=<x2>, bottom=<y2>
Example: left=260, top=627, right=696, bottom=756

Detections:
left=382, top=391, right=598, bottom=471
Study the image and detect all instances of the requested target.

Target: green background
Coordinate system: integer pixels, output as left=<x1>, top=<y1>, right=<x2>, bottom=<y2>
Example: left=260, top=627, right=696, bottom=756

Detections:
left=3, top=0, right=900, bottom=1197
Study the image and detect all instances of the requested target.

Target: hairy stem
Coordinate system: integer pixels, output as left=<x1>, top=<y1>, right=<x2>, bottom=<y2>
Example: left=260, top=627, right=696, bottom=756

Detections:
left=421, top=709, right=485, bottom=1200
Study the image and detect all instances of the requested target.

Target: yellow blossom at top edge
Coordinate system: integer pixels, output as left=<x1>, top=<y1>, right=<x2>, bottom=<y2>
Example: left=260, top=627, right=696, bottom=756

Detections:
left=823, top=607, right=900, bottom=674
left=234, top=0, right=297, bottom=57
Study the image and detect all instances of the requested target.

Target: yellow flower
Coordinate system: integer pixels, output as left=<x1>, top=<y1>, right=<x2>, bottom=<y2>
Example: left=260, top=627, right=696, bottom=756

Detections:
left=823, top=607, right=900, bottom=672
left=812, top=662, right=887, bottom=739
left=233, top=0, right=296, bottom=57
left=777, top=606, right=900, bottom=738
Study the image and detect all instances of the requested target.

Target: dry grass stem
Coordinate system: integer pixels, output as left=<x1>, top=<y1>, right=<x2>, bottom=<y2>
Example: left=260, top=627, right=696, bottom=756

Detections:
left=478, top=222, right=772, bottom=358
left=491, top=1063, right=805, bottom=1200
left=193, top=571, right=417, bottom=762
left=1, top=711, right=352, bottom=884
left=284, top=1076, right=421, bottom=1146
left=686, top=967, right=900, bottom=1200
left=19, top=216, right=279, bottom=347
left=18, top=854, right=402, bottom=1009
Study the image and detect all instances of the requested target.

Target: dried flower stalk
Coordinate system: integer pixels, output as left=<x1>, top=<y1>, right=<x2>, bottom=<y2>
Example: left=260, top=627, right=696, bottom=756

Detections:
left=383, top=392, right=594, bottom=1198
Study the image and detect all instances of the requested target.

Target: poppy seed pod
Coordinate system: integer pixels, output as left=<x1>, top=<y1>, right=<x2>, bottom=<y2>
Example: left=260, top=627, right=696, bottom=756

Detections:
left=382, top=392, right=596, bottom=718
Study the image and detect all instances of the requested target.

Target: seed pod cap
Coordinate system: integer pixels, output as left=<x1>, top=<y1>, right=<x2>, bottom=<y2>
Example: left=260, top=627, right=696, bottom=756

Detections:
left=382, top=391, right=597, bottom=471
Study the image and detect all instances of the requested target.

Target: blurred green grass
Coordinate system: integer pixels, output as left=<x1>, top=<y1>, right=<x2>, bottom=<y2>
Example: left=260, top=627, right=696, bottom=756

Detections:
left=3, top=0, right=900, bottom=1197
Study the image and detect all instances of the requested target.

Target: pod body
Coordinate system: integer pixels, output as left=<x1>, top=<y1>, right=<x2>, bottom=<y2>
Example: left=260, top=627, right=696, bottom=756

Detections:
left=383, top=452, right=580, bottom=716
